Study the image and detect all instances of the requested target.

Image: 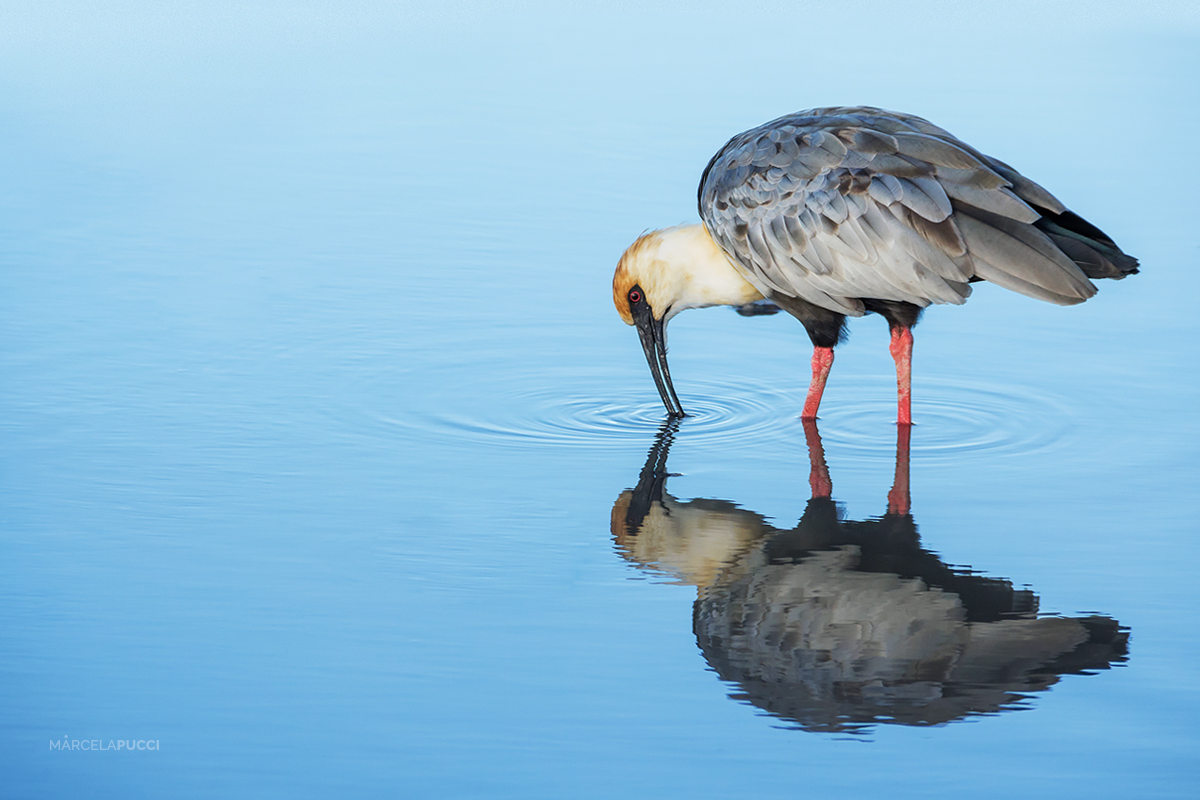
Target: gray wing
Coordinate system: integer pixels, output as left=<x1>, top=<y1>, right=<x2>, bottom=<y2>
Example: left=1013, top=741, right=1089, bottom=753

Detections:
left=699, top=106, right=1102, bottom=316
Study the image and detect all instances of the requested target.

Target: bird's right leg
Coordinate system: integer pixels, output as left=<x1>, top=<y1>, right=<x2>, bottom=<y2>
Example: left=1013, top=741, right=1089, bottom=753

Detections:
left=774, top=298, right=844, bottom=420
left=889, top=326, right=914, bottom=426
left=801, top=346, right=834, bottom=419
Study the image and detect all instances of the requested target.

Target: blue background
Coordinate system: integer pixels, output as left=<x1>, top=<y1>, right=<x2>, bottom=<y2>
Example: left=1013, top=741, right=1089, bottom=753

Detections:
left=2, top=2, right=1198, bottom=796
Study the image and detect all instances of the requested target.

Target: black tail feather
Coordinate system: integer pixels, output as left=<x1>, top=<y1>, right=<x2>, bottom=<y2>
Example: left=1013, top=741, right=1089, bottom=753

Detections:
left=1034, top=208, right=1139, bottom=280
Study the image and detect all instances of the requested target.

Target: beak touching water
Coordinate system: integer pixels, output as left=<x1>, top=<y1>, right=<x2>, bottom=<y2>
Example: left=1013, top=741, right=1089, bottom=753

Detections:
left=632, top=302, right=685, bottom=418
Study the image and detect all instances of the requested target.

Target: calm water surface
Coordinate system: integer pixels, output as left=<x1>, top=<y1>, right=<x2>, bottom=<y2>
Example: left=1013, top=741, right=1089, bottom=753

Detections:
left=2, top=2, right=1199, bottom=797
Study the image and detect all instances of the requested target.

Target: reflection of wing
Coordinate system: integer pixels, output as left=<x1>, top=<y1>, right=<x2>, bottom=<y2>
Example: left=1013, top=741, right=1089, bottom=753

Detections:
left=699, top=547, right=969, bottom=713
left=695, top=510, right=1128, bottom=731
left=698, top=106, right=1131, bottom=314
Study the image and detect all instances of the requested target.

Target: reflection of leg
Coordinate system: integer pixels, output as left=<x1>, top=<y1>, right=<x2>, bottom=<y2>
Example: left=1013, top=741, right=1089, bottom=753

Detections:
left=887, top=422, right=911, bottom=515
left=889, top=327, right=914, bottom=426
left=802, top=417, right=832, bottom=499
left=801, top=346, right=834, bottom=420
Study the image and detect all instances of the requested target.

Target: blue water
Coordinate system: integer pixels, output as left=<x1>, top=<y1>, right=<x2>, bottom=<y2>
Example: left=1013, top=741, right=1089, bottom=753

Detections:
left=2, top=2, right=1199, bottom=797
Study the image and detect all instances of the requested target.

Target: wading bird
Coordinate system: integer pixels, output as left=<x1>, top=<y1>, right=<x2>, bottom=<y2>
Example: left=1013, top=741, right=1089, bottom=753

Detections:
left=613, top=107, right=1138, bottom=423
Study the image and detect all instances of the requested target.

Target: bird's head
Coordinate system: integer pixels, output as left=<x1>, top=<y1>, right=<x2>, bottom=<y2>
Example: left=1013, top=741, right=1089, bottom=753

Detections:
left=613, top=228, right=690, bottom=417
left=613, top=224, right=764, bottom=417
left=613, top=229, right=679, bottom=327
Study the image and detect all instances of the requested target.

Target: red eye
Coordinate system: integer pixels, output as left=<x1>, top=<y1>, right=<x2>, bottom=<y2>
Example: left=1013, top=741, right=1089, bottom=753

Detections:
left=629, top=289, right=642, bottom=304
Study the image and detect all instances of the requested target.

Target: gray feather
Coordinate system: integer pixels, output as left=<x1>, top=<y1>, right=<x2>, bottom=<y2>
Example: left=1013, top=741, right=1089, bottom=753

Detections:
left=892, top=132, right=985, bottom=169
left=698, top=106, right=1135, bottom=317
left=985, top=157, right=1067, bottom=214
left=896, top=176, right=953, bottom=221
left=956, top=211, right=1096, bottom=300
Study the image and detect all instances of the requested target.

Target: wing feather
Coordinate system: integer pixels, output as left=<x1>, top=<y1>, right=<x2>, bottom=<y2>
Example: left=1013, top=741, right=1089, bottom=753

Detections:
left=895, top=176, right=953, bottom=221
left=956, top=210, right=1096, bottom=301
left=699, top=106, right=1113, bottom=315
left=985, top=157, right=1068, bottom=214
left=892, top=132, right=986, bottom=169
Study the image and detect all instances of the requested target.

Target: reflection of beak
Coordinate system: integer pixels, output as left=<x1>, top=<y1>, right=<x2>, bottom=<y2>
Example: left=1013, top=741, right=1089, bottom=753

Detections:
left=633, top=304, right=685, bottom=418
left=612, top=416, right=681, bottom=546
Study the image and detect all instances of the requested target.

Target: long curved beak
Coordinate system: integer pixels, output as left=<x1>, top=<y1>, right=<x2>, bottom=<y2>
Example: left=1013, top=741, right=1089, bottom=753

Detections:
left=633, top=305, right=685, bottom=418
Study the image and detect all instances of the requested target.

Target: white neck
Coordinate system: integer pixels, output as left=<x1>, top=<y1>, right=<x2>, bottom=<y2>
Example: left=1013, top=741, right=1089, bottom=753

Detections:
left=651, top=225, right=764, bottom=320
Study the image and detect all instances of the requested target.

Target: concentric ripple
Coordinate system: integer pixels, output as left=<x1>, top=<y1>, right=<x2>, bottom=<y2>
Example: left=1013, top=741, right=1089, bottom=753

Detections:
left=330, top=363, right=1074, bottom=460
left=816, top=374, right=1074, bottom=464
left=368, top=375, right=807, bottom=451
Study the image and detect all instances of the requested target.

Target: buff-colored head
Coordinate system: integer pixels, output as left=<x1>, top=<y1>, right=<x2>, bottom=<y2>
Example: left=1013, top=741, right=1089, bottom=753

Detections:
left=612, top=224, right=765, bottom=418
left=612, top=224, right=764, bottom=325
left=612, top=232, right=656, bottom=325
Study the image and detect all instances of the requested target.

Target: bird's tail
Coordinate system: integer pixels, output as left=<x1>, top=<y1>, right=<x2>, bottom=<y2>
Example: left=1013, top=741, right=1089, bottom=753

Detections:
left=1034, top=209, right=1139, bottom=280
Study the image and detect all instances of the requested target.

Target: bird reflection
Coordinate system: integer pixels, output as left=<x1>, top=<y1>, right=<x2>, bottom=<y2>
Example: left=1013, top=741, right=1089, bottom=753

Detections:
left=611, top=420, right=1128, bottom=733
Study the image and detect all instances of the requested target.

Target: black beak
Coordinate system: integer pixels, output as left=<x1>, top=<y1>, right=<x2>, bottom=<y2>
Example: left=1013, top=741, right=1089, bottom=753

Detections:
left=633, top=303, right=685, bottom=418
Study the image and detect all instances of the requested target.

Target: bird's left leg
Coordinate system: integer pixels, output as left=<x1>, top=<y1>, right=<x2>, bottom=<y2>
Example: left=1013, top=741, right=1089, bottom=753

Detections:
left=889, top=326, right=914, bottom=426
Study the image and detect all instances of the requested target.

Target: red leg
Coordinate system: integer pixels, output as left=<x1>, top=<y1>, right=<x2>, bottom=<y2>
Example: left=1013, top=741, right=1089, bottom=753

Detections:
left=888, top=327, right=913, bottom=426
left=801, top=417, right=832, bottom=498
left=801, top=346, right=834, bottom=419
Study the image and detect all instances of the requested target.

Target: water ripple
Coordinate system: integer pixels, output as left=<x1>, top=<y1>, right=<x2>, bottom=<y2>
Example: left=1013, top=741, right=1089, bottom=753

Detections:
left=425, top=379, right=806, bottom=450
left=336, top=367, right=1074, bottom=460
left=817, top=375, right=1074, bottom=464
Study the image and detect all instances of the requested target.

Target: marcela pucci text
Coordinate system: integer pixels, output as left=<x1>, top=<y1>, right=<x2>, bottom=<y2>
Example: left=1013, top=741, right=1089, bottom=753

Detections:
left=50, top=738, right=160, bottom=751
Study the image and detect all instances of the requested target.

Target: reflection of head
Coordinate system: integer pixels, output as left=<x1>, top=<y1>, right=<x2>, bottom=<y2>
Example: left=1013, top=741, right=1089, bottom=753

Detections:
left=611, top=421, right=1129, bottom=733
left=610, top=417, right=770, bottom=587
left=612, top=489, right=768, bottom=587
